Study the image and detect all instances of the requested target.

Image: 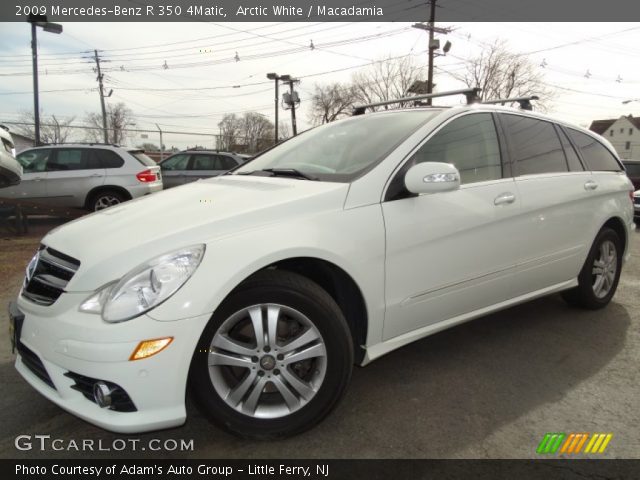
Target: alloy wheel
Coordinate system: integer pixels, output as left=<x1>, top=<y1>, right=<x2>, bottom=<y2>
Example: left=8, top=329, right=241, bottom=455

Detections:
left=591, top=239, right=617, bottom=299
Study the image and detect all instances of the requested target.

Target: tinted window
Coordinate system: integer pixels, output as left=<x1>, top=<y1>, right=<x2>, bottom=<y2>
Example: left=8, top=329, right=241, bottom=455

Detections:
left=557, top=127, right=584, bottom=171
left=567, top=129, right=622, bottom=171
left=47, top=149, right=99, bottom=171
left=93, top=149, right=124, bottom=169
left=160, top=154, right=190, bottom=170
left=129, top=151, right=157, bottom=166
left=623, top=163, right=640, bottom=176
left=16, top=149, right=50, bottom=173
left=410, top=113, right=502, bottom=184
left=191, top=155, right=218, bottom=170
left=217, top=155, right=238, bottom=170
left=501, top=114, right=567, bottom=175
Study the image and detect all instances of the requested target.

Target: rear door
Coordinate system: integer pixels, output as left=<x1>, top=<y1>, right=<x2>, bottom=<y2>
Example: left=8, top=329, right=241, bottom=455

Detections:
left=2, top=149, right=51, bottom=201
left=45, top=148, right=105, bottom=207
left=498, top=113, right=594, bottom=295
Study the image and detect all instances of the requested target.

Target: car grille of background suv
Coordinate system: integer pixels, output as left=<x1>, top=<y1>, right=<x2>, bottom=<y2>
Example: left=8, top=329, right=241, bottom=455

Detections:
left=22, top=246, right=80, bottom=306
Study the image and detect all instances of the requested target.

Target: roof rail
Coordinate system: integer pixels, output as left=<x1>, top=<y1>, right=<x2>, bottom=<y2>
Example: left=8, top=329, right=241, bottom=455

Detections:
left=481, top=95, right=539, bottom=111
left=42, top=142, right=122, bottom=147
left=352, top=88, right=481, bottom=116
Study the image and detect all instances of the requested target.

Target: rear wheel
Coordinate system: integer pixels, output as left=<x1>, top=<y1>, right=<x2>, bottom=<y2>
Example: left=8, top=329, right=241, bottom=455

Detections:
left=189, top=270, right=353, bottom=438
left=89, top=190, right=126, bottom=211
left=562, top=227, right=622, bottom=309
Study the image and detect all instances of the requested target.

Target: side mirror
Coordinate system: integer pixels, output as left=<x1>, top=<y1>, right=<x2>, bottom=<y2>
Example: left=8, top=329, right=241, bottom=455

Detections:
left=404, top=162, right=460, bottom=194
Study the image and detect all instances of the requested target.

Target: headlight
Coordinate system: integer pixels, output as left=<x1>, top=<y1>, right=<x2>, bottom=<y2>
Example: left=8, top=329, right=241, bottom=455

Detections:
left=80, top=244, right=205, bottom=323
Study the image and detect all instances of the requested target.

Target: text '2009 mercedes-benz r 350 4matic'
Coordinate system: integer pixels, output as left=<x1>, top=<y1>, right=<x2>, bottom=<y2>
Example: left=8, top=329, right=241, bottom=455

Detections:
left=9, top=89, right=635, bottom=439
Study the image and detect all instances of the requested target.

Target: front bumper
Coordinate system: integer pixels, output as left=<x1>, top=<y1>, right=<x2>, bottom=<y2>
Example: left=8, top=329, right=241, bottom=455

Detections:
left=11, top=294, right=211, bottom=434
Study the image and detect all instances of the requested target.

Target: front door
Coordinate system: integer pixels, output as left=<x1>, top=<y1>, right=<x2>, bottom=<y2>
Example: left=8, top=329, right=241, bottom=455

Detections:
left=382, top=112, right=522, bottom=340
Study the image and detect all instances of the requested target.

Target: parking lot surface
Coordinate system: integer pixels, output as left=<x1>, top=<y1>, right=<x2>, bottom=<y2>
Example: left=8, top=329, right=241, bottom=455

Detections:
left=0, top=220, right=638, bottom=459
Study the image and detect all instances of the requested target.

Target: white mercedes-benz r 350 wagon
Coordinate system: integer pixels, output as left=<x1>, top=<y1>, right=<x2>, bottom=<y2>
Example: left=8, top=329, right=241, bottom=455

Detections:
left=9, top=91, right=635, bottom=438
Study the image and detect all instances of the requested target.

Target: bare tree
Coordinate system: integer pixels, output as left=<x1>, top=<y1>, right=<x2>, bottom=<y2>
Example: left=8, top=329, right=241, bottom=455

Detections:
left=84, top=102, right=136, bottom=144
left=278, top=120, right=291, bottom=140
left=218, top=112, right=274, bottom=153
left=217, top=113, right=242, bottom=150
left=351, top=55, right=425, bottom=110
left=453, top=40, right=554, bottom=110
left=241, top=112, right=274, bottom=153
left=309, top=82, right=358, bottom=125
left=16, top=110, right=76, bottom=144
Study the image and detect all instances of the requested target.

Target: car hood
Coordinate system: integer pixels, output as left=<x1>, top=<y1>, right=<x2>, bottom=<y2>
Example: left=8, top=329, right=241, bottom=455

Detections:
left=43, top=176, right=350, bottom=291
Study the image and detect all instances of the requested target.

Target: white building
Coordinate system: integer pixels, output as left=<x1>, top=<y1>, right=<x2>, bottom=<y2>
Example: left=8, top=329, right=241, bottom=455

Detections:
left=589, top=115, right=640, bottom=160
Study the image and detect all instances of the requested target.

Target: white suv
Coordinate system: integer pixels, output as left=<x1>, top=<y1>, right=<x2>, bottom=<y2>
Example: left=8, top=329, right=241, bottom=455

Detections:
left=2, top=144, right=162, bottom=211
left=9, top=101, right=635, bottom=438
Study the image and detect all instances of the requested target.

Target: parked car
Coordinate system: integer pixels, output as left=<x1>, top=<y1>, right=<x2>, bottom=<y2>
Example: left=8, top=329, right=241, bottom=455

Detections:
left=634, top=190, right=640, bottom=222
left=9, top=100, right=634, bottom=439
left=0, top=126, right=22, bottom=188
left=159, top=150, right=247, bottom=188
left=622, top=160, right=640, bottom=190
left=2, top=144, right=162, bottom=211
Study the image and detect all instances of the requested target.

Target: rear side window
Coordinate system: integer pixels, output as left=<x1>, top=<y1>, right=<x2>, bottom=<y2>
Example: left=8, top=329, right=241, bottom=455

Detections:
left=129, top=151, right=157, bottom=167
left=94, top=149, right=124, bottom=169
left=410, top=113, right=502, bottom=184
left=47, top=149, right=100, bottom=171
left=500, top=114, right=567, bottom=175
left=567, top=129, right=622, bottom=171
left=557, top=127, right=584, bottom=172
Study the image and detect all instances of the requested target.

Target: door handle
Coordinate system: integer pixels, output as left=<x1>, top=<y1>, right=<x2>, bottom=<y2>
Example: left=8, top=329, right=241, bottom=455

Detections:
left=494, top=192, right=516, bottom=206
left=584, top=180, right=599, bottom=191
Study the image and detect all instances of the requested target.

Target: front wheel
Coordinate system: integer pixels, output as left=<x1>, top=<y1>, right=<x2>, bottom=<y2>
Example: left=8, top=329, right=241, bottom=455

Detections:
left=189, top=270, right=354, bottom=438
left=562, top=227, right=623, bottom=309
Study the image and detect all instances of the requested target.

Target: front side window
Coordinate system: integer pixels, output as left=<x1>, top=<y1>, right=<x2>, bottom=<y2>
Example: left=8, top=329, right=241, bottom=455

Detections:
left=409, top=113, right=502, bottom=184
left=160, top=154, right=190, bottom=170
left=500, top=114, right=567, bottom=175
left=235, top=111, right=438, bottom=182
left=567, top=129, right=622, bottom=172
left=16, top=149, right=50, bottom=173
left=217, top=155, right=238, bottom=170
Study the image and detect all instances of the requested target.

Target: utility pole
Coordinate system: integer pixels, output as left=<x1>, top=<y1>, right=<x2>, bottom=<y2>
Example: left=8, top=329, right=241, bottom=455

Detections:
left=27, top=15, right=62, bottom=146
left=426, top=0, right=437, bottom=105
left=93, top=50, right=109, bottom=144
left=412, top=3, right=452, bottom=105
left=266, top=73, right=280, bottom=144
left=281, top=76, right=300, bottom=136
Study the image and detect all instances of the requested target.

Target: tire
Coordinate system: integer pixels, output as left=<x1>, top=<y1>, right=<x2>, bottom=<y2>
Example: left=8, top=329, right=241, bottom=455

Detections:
left=561, top=227, right=622, bottom=309
left=88, top=190, right=126, bottom=211
left=189, top=270, right=354, bottom=439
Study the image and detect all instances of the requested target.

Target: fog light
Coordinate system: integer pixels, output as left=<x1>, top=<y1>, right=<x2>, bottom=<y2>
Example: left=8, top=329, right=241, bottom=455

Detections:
left=93, top=382, right=113, bottom=408
left=129, top=337, right=173, bottom=361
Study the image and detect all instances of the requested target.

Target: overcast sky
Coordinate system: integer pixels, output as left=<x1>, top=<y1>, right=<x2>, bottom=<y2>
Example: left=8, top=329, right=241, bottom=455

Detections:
left=0, top=21, right=639, bottom=149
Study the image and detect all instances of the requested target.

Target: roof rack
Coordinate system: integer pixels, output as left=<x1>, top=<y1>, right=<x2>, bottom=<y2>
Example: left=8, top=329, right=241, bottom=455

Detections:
left=481, top=95, right=539, bottom=111
left=42, top=142, right=122, bottom=147
left=352, top=88, right=481, bottom=116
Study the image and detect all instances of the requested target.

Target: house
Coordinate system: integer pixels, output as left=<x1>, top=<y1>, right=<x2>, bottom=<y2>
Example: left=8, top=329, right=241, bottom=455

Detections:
left=9, top=132, right=35, bottom=153
left=589, top=115, right=640, bottom=160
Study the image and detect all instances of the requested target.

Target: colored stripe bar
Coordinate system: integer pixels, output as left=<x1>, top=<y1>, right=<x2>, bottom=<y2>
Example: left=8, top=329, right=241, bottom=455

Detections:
left=598, top=434, right=613, bottom=453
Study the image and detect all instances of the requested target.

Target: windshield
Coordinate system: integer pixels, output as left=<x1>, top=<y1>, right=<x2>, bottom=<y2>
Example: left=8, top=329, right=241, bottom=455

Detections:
left=235, top=110, right=439, bottom=182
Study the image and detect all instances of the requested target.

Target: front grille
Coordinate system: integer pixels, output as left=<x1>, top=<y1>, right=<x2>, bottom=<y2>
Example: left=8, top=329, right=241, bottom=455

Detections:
left=22, top=246, right=80, bottom=306
left=17, top=342, right=56, bottom=390
left=64, top=372, right=137, bottom=412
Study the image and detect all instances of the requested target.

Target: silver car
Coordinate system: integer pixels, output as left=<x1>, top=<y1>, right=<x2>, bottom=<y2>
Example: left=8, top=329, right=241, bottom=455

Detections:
left=0, top=126, right=21, bottom=188
left=159, top=150, right=246, bottom=188
left=1, top=144, right=163, bottom=211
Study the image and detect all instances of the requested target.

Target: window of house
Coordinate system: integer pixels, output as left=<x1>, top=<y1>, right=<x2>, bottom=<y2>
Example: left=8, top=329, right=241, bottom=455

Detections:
left=610, top=130, right=614, bottom=136
left=630, top=128, right=633, bottom=135
left=625, top=141, right=631, bottom=150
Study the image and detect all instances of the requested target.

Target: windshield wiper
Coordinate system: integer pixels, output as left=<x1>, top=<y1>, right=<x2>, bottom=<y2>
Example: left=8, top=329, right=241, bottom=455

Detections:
left=238, top=168, right=318, bottom=180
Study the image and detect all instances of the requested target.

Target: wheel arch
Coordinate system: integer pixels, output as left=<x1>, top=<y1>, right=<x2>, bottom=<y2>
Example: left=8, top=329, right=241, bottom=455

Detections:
left=600, top=216, right=627, bottom=254
left=84, top=185, right=132, bottom=209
